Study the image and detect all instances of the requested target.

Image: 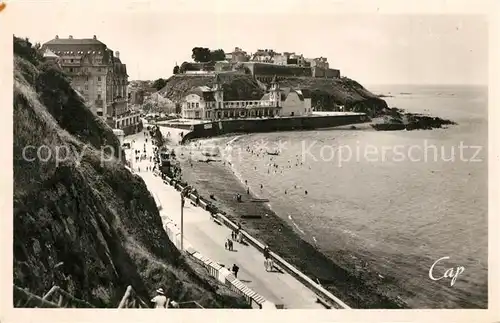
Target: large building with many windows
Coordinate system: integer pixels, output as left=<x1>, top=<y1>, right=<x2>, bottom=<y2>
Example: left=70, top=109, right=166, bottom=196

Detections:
left=42, top=35, right=141, bottom=133
left=181, top=75, right=312, bottom=120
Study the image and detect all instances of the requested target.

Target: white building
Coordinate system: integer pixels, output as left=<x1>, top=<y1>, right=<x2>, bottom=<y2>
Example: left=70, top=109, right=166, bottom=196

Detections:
left=181, top=75, right=312, bottom=120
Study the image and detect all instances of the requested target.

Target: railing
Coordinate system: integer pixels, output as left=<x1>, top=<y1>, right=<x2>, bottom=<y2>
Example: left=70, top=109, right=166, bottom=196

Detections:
left=42, top=285, right=96, bottom=308
left=117, top=285, right=149, bottom=308
left=14, top=285, right=95, bottom=308
left=177, top=301, right=204, bottom=308
left=161, top=176, right=351, bottom=309
left=14, top=285, right=59, bottom=308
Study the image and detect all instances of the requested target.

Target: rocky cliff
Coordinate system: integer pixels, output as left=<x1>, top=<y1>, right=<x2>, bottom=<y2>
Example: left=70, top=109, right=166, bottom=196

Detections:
left=159, top=74, right=388, bottom=115
left=13, top=37, right=248, bottom=308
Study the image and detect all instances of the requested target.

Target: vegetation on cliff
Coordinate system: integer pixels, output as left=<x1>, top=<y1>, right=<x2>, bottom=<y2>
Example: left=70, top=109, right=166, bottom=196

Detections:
left=159, top=74, right=388, bottom=115
left=13, top=36, right=248, bottom=308
left=159, top=74, right=264, bottom=102
left=371, top=107, right=457, bottom=131
left=278, top=76, right=388, bottom=114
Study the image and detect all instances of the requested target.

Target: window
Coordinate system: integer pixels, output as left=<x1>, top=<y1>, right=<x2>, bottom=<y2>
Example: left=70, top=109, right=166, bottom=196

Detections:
left=97, top=94, right=101, bottom=100
left=97, top=68, right=101, bottom=72
left=85, top=84, right=89, bottom=90
left=97, top=76, right=101, bottom=81
left=196, top=102, right=199, bottom=108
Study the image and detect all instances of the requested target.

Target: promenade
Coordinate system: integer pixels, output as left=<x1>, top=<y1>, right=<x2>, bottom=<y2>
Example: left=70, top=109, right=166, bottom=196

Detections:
left=125, top=130, right=324, bottom=309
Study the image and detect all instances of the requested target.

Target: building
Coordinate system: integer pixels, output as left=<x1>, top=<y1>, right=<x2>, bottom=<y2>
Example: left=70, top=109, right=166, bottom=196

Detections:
left=251, top=49, right=278, bottom=63
left=287, top=53, right=307, bottom=67
left=145, top=93, right=176, bottom=114
left=272, top=54, right=288, bottom=65
left=180, top=75, right=312, bottom=120
left=226, top=47, right=249, bottom=63
left=42, top=35, right=141, bottom=134
left=306, top=57, right=329, bottom=69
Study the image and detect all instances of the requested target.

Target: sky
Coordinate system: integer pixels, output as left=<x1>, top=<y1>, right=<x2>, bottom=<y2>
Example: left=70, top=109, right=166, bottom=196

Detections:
left=7, top=0, right=490, bottom=85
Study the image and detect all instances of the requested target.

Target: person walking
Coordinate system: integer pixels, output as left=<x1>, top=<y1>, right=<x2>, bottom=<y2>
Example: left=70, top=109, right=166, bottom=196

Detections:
left=263, top=245, right=270, bottom=259
left=232, top=264, right=239, bottom=278
left=151, top=288, right=168, bottom=308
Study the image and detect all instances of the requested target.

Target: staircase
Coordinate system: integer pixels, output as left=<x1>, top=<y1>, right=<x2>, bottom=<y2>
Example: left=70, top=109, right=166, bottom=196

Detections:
left=14, top=285, right=95, bottom=308
left=14, top=285, right=150, bottom=308
left=117, top=285, right=150, bottom=308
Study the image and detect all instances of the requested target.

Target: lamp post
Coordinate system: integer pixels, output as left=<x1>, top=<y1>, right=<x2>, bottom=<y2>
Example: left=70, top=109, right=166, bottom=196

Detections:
left=180, top=186, right=190, bottom=251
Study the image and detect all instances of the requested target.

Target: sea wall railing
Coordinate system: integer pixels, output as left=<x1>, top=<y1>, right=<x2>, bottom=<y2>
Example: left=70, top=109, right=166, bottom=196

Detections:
left=161, top=210, right=272, bottom=309
left=158, top=172, right=351, bottom=309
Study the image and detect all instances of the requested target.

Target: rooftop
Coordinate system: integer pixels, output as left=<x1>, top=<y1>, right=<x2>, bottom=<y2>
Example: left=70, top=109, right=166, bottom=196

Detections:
left=44, top=35, right=105, bottom=46
left=43, top=48, right=58, bottom=58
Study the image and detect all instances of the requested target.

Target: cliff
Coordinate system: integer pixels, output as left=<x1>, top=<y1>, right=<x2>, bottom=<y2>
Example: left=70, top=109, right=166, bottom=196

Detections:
left=13, top=37, right=248, bottom=308
left=278, top=76, right=388, bottom=114
left=159, top=74, right=388, bottom=115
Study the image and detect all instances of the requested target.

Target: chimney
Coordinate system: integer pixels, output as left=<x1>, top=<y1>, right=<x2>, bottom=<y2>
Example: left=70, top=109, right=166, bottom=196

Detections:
left=93, top=35, right=97, bottom=40
left=69, top=35, right=73, bottom=39
left=55, top=35, right=59, bottom=39
left=115, top=51, right=120, bottom=58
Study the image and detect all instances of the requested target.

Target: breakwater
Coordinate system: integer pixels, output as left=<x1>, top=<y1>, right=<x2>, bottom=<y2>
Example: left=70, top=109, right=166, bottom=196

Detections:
left=158, top=113, right=369, bottom=142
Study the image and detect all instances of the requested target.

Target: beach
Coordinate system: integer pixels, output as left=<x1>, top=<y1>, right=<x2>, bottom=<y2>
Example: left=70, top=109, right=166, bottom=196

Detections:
left=171, top=136, right=404, bottom=308
left=159, top=84, right=488, bottom=309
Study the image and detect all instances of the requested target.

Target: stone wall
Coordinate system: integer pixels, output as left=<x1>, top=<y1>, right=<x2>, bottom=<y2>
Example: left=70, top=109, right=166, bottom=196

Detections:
left=244, top=62, right=312, bottom=78
left=312, top=67, right=341, bottom=78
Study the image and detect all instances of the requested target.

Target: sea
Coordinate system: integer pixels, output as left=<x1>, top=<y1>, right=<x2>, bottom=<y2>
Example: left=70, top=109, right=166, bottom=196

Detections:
left=220, top=84, right=488, bottom=308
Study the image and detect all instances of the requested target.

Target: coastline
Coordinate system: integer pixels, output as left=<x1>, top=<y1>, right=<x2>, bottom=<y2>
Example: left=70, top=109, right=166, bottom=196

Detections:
left=175, top=136, right=405, bottom=309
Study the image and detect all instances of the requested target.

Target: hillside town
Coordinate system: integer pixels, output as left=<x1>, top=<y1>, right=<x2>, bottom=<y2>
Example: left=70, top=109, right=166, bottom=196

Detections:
left=41, top=37, right=342, bottom=127
left=177, top=46, right=341, bottom=81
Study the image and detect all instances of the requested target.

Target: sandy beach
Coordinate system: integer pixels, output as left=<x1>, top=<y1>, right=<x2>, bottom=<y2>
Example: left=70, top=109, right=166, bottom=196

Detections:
left=166, top=134, right=403, bottom=309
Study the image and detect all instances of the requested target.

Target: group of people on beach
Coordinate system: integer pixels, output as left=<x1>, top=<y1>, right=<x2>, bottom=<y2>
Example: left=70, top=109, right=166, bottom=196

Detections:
left=241, top=146, right=311, bottom=197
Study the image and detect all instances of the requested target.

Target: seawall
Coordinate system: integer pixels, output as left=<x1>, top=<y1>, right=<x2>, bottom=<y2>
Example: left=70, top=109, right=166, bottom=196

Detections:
left=158, top=113, right=369, bottom=143
left=146, top=168, right=275, bottom=309
left=159, top=173, right=351, bottom=309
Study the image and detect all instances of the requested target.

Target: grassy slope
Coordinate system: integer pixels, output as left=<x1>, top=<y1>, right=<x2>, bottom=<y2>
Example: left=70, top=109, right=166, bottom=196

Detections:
left=13, top=38, right=248, bottom=308
left=159, top=74, right=264, bottom=102
left=159, top=74, right=388, bottom=113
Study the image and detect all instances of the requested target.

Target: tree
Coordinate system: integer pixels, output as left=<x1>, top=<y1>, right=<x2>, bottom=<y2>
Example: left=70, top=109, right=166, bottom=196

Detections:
left=191, top=47, right=211, bottom=63
left=173, top=65, right=180, bottom=74
left=152, top=78, right=167, bottom=91
left=210, top=49, right=225, bottom=62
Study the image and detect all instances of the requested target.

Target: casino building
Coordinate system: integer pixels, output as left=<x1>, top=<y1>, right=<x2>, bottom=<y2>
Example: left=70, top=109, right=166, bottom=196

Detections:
left=181, top=75, right=312, bottom=120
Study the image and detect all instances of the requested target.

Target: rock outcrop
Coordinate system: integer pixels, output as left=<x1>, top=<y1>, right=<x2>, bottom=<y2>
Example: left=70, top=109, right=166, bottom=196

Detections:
left=159, top=74, right=388, bottom=115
